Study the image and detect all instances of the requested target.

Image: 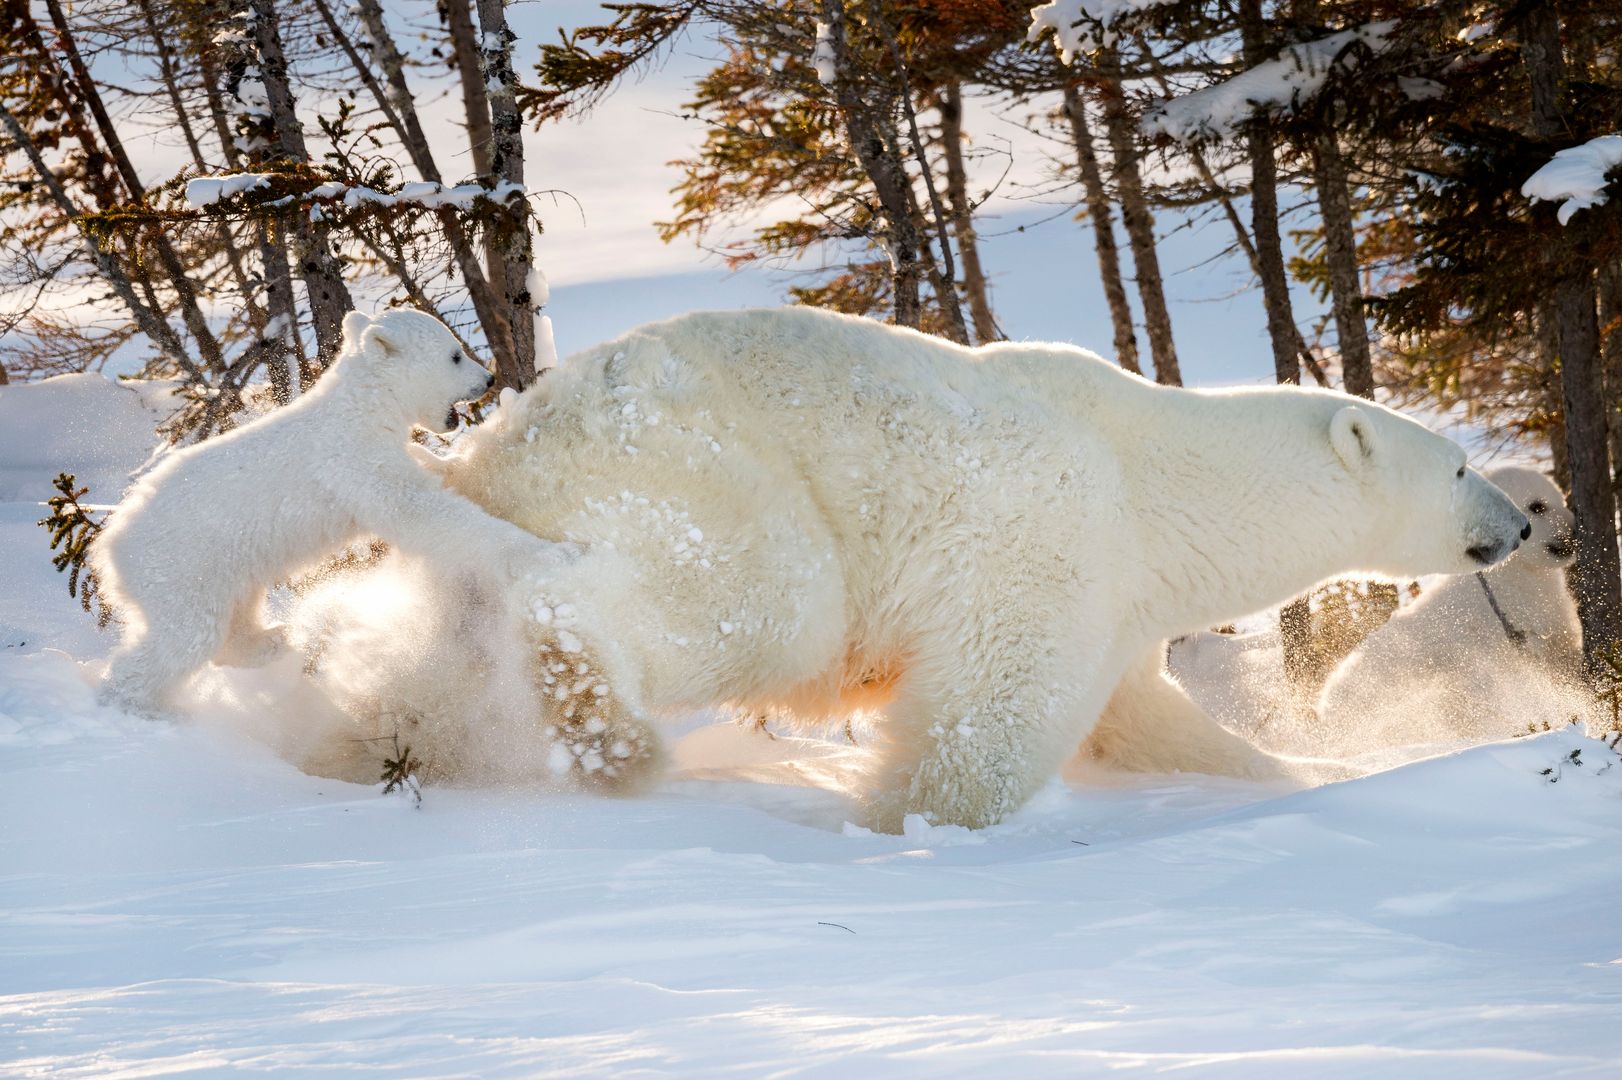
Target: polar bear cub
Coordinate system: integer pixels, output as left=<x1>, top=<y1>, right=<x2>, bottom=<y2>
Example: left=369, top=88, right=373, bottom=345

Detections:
left=1317, top=466, right=1583, bottom=745
left=96, top=308, right=558, bottom=714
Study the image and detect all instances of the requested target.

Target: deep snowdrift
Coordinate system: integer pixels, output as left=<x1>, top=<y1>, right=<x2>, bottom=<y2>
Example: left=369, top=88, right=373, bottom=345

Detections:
left=2, top=373, right=1620, bottom=1076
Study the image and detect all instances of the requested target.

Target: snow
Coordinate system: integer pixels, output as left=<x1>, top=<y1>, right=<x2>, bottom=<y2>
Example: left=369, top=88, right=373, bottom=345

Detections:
left=1143, top=23, right=1394, bottom=143
left=1026, top=0, right=1180, bottom=64
left=184, top=173, right=271, bottom=207
left=5, top=381, right=1622, bottom=1073
left=1521, top=134, right=1622, bottom=226
left=812, top=21, right=837, bottom=84
left=183, top=174, right=526, bottom=211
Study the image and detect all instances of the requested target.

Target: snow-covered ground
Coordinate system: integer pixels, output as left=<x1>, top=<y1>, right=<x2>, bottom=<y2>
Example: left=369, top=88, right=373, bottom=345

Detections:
left=4, top=374, right=1622, bottom=1076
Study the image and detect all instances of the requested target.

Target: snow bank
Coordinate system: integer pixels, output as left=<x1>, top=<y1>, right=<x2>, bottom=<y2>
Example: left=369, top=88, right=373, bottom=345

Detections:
left=1144, top=23, right=1393, bottom=142
left=0, top=374, right=169, bottom=501
left=1026, top=0, right=1179, bottom=63
left=1521, top=134, right=1622, bottom=225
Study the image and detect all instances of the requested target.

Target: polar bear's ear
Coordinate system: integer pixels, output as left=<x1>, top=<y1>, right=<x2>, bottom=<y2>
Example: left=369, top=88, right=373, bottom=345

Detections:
left=361, top=324, right=399, bottom=358
left=341, top=310, right=371, bottom=352
left=1330, top=405, right=1377, bottom=473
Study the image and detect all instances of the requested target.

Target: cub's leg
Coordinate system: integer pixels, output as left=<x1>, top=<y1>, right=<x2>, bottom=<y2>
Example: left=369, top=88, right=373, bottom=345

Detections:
left=100, top=583, right=235, bottom=714
left=214, top=590, right=288, bottom=668
left=1085, top=646, right=1289, bottom=780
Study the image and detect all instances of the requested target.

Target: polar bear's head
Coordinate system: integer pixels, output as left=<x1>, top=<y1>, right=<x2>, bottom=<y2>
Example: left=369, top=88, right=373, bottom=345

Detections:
left=1484, top=466, right=1575, bottom=572
left=1328, top=403, right=1529, bottom=576
left=339, top=309, right=493, bottom=431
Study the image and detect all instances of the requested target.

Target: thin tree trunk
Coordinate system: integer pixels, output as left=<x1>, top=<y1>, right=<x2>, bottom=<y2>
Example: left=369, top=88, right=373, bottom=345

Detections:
left=1525, top=1, right=1622, bottom=674
left=141, top=0, right=263, bottom=333
left=1061, top=81, right=1140, bottom=375
left=200, top=49, right=295, bottom=391
left=870, top=5, right=968, bottom=344
left=475, top=0, right=538, bottom=388
left=1311, top=133, right=1374, bottom=398
left=939, top=81, right=997, bottom=344
left=445, top=0, right=495, bottom=179
left=248, top=0, right=354, bottom=371
left=1097, top=48, right=1179, bottom=385
left=1133, top=43, right=1329, bottom=387
left=819, top=2, right=923, bottom=330
left=1600, top=265, right=1622, bottom=494
left=1237, top=0, right=1311, bottom=693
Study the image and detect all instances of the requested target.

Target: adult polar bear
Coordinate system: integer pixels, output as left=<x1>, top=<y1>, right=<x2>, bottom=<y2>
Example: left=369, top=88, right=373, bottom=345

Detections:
left=410, top=307, right=1527, bottom=830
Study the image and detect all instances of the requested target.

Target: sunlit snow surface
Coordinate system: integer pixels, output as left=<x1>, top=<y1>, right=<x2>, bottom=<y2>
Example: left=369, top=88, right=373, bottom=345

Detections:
left=4, top=375, right=1622, bottom=1076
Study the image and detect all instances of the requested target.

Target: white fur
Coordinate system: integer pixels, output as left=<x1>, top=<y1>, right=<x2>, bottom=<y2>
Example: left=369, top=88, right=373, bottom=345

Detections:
left=1318, top=466, right=1585, bottom=745
left=311, top=308, right=1529, bottom=829
left=96, top=309, right=557, bottom=714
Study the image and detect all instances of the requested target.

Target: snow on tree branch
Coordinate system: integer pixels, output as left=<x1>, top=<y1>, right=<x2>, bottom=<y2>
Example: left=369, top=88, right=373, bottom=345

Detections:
left=1521, top=135, right=1622, bottom=226
left=1142, top=22, right=1393, bottom=143
left=184, top=175, right=525, bottom=210
left=1026, top=0, right=1178, bottom=64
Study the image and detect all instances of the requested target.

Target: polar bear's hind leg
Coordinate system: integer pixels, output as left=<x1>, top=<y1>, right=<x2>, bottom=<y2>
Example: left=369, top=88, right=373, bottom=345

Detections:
left=533, top=629, right=665, bottom=793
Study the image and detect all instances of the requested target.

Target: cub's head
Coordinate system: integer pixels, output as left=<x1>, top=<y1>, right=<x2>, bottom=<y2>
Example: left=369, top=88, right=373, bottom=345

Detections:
left=340, top=309, right=493, bottom=431
left=1484, top=465, right=1575, bottom=572
left=1328, top=403, right=1529, bottom=577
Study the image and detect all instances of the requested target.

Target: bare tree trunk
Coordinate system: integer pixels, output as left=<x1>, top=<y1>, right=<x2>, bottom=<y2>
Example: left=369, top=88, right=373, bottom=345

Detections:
left=1236, top=0, right=1312, bottom=693
left=1311, top=133, right=1374, bottom=398
left=1060, top=81, right=1140, bottom=375
left=1097, top=49, right=1179, bottom=385
left=869, top=5, right=968, bottom=345
left=475, top=0, right=538, bottom=388
left=248, top=0, right=354, bottom=371
left=1600, top=265, right=1622, bottom=496
left=444, top=0, right=495, bottom=179
left=1524, top=1, right=1622, bottom=674
left=819, top=2, right=922, bottom=330
left=199, top=48, right=295, bottom=393
left=938, top=82, right=997, bottom=344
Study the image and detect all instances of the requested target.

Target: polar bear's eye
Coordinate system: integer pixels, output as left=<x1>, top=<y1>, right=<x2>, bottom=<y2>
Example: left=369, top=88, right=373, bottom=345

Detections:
left=1529, top=500, right=1547, bottom=515
left=1455, top=465, right=1465, bottom=478
left=450, top=351, right=463, bottom=365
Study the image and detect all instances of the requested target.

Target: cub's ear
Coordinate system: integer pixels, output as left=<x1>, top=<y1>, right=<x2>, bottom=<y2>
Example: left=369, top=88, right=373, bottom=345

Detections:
left=1330, top=404, right=1377, bottom=472
left=361, top=323, right=399, bottom=358
left=341, top=310, right=372, bottom=351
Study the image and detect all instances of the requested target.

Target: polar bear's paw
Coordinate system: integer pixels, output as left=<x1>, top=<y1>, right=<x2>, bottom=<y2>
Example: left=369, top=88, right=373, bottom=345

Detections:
left=535, top=639, right=664, bottom=794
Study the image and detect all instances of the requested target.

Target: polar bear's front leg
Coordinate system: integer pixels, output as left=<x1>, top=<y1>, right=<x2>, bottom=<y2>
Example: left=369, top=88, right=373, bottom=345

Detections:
left=1085, top=646, right=1289, bottom=781
left=864, top=641, right=1092, bottom=832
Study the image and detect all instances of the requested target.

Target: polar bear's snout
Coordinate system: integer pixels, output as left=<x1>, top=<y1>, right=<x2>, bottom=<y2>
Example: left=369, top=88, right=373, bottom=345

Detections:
left=1463, top=480, right=1531, bottom=567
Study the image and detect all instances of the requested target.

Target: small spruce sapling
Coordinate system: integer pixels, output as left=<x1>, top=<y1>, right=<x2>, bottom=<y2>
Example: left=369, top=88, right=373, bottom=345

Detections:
left=38, top=472, right=112, bottom=626
left=379, top=732, right=423, bottom=807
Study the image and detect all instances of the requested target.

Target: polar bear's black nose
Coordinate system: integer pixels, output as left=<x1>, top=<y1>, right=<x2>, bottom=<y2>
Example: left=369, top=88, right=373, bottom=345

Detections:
left=1520, top=521, right=1532, bottom=540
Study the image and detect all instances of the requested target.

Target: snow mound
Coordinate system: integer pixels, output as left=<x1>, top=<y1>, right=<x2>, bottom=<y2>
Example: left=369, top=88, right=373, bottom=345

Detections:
left=0, top=373, right=170, bottom=501
left=1522, top=134, right=1622, bottom=225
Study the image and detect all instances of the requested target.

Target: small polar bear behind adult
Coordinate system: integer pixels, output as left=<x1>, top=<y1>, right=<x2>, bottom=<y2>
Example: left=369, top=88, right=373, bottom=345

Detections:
left=95, top=307, right=561, bottom=715
left=1318, top=465, right=1585, bottom=747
